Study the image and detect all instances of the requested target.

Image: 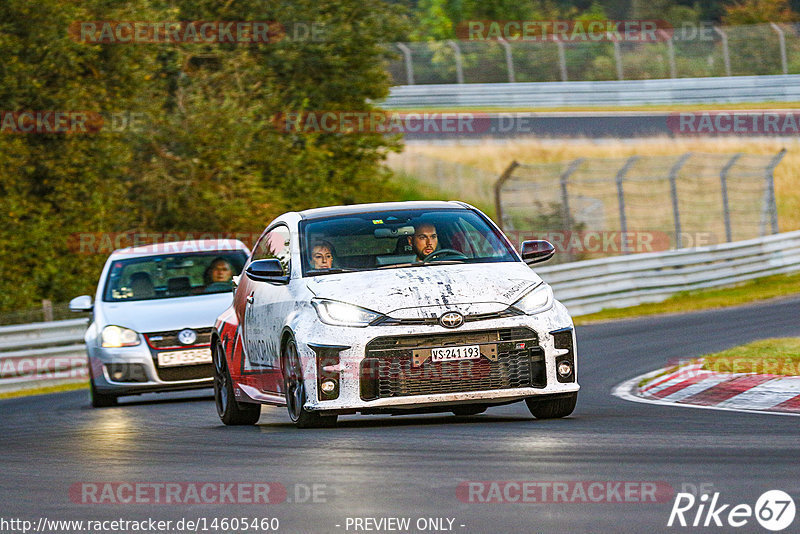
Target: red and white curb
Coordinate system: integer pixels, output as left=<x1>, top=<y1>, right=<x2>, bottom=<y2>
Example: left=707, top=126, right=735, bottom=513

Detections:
left=613, top=361, right=800, bottom=416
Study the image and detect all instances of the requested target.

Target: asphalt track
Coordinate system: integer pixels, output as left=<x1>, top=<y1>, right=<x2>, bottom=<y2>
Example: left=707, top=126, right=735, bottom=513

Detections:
left=2, top=296, right=800, bottom=533
left=399, top=112, right=798, bottom=140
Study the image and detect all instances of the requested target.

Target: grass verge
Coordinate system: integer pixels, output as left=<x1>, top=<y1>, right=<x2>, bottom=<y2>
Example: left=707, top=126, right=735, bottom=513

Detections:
left=702, top=338, right=800, bottom=376
left=0, top=381, right=87, bottom=400
left=574, top=271, right=800, bottom=325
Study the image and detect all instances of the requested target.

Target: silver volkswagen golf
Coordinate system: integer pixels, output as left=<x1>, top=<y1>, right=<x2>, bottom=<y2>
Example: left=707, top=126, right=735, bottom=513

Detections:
left=70, top=240, right=249, bottom=407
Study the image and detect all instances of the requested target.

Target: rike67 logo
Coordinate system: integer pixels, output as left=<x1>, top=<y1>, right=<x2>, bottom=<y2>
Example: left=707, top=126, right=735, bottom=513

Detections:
left=668, top=490, right=795, bottom=531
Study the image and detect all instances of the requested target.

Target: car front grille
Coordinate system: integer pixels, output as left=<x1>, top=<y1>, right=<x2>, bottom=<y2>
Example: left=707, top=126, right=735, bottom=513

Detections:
left=155, top=364, right=213, bottom=382
left=144, top=328, right=213, bottom=349
left=360, top=327, right=545, bottom=400
left=372, top=307, right=524, bottom=326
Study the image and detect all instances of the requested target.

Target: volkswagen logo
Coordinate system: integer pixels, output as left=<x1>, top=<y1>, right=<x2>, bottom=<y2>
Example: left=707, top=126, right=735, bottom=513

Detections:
left=177, top=328, right=197, bottom=345
left=439, top=312, right=464, bottom=329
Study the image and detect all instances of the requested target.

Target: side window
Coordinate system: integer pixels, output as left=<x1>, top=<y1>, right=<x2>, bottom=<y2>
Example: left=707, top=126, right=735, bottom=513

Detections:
left=252, top=225, right=292, bottom=274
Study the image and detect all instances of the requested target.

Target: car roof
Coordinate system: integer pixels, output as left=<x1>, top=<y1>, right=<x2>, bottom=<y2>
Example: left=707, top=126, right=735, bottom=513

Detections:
left=297, top=200, right=469, bottom=220
left=109, top=239, right=250, bottom=260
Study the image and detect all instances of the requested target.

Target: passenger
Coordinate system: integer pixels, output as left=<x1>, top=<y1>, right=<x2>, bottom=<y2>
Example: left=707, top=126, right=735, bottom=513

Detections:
left=407, top=222, right=439, bottom=261
left=310, top=240, right=336, bottom=270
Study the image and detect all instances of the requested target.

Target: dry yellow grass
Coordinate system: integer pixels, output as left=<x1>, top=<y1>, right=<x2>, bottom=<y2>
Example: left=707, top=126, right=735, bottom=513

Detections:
left=401, top=138, right=800, bottom=231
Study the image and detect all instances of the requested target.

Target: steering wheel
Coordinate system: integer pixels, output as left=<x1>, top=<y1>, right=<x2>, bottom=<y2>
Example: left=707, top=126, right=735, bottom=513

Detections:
left=422, top=248, right=469, bottom=263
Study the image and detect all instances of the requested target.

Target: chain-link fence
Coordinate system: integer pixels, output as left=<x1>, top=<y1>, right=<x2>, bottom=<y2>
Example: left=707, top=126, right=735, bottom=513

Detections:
left=386, top=23, right=800, bottom=84
left=0, top=301, right=79, bottom=326
left=495, top=151, right=785, bottom=263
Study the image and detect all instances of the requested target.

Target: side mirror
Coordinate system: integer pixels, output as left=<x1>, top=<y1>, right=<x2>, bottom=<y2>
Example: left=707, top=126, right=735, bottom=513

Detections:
left=69, top=295, right=93, bottom=312
left=245, top=259, right=289, bottom=284
left=520, top=240, right=555, bottom=265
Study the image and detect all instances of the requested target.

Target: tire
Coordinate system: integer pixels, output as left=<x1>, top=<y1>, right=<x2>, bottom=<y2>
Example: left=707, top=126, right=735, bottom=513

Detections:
left=525, top=392, right=578, bottom=419
left=90, top=376, right=118, bottom=408
left=282, top=338, right=337, bottom=429
left=451, top=405, right=487, bottom=416
left=214, top=340, right=261, bottom=425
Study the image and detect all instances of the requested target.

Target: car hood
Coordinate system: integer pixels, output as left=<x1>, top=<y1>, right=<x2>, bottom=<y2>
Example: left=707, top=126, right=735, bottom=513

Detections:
left=97, top=293, right=233, bottom=334
left=305, top=262, right=541, bottom=315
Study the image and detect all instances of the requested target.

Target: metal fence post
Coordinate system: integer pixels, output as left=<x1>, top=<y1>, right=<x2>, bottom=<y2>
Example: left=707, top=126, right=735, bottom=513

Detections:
left=770, top=23, right=788, bottom=75
left=396, top=43, right=414, bottom=85
left=669, top=153, right=691, bottom=248
left=660, top=29, right=677, bottom=78
left=615, top=156, right=638, bottom=253
left=720, top=153, right=742, bottom=243
left=556, top=41, right=568, bottom=81
left=559, top=159, right=583, bottom=231
left=559, top=159, right=583, bottom=262
left=498, top=38, right=515, bottom=83
left=447, top=40, right=464, bottom=84
left=713, top=27, right=731, bottom=76
left=493, top=161, right=520, bottom=231
left=762, top=148, right=787, bottom=235
left=42, top=299, right=53, bottom=322
left=613, top=40, right=624, bottom=80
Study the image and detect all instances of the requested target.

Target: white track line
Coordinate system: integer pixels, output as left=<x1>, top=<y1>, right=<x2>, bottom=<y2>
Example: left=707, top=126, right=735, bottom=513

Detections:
left=612, top=371, right=800, bottom=418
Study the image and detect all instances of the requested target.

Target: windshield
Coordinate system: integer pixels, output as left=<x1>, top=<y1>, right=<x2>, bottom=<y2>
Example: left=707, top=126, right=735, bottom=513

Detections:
left=300, top=208, right=517, bottom=276
left=102, top=251, right=247, bottom=302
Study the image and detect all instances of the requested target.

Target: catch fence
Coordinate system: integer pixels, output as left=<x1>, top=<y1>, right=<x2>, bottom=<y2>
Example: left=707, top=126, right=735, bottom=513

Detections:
left=387, top=23, right=800, bottom=85
left=495, top=151, right=785, bottom=263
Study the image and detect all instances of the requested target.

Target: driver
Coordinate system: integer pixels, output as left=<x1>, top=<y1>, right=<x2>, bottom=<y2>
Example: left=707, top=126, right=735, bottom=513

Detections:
left=408, top=222, right=438, bottom=261
left=310, top=240, right=336, bottom=270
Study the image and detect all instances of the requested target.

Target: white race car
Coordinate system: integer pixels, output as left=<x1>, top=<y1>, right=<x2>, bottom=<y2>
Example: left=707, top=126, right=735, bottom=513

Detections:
left=212, top=201, right=578, bottom=427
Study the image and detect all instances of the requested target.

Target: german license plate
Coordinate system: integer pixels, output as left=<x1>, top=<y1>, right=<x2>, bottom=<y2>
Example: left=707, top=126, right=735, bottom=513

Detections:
left=157, top=348, right=212, bottom=367
left=431, top=345, right=482, bottom=362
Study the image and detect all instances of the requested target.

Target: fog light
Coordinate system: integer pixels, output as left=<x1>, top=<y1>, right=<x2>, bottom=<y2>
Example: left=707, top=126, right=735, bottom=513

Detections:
left=557, top=361, right=572, bottom=378
left=112, top=370, right=124, bottom=381
left=320, top=379, right=337, bottom=394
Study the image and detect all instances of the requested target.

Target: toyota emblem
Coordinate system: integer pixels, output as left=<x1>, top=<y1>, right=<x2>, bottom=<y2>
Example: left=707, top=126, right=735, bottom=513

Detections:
left=177, top=328, right=197, bottom=345
left=439, top=312, right=464, bottom=329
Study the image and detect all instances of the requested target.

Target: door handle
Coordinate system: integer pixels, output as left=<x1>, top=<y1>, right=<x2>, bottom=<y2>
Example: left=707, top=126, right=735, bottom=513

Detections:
left=246, top=292, right=254, bottom=304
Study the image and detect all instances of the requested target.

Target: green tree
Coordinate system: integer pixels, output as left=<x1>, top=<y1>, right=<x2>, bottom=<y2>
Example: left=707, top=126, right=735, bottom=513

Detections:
left=722, top=0, right=797, bottom=23
left=0, top=0, right=167, bottom=311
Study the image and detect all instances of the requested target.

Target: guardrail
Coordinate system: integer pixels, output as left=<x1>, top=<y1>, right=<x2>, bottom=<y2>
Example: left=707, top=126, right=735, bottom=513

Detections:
left=0, top=318, right=89, bottom=391
left=383, top=74, right=800, bottom=109
left=2, top=231, right=800, bottom=391
left=536, top=230, right=800, bottom=316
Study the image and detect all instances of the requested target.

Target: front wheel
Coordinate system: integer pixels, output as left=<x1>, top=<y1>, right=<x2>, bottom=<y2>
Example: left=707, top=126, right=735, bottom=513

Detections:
left=88, top=360, right=117, bottom=408
left=90, top=378, right=118, bottom=408
left=283, top=338, right=337, bottom=429
left=525, top=392, right=578, bottom=419
left=214, top=340, right=261, bottom=425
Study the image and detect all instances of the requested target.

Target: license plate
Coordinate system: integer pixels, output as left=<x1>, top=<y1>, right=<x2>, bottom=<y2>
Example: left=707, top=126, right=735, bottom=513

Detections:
left=431, top=345, right=482, bottom=362
left=157, top=348, right=212, bottom=367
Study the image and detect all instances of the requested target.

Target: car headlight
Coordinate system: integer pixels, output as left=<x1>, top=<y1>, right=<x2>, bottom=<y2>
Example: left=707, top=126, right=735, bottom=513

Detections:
left=311, top=298, right=382, bottom=327
left=101, top=325, right=141, bottom=348
left=511, top=283, right=554, bottom=314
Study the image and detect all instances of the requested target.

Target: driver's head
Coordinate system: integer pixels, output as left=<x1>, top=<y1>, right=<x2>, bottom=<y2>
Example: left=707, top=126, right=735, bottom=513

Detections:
left=408, top=222, right=438, bottom=260
left=310, top=241, right=334, bottom=270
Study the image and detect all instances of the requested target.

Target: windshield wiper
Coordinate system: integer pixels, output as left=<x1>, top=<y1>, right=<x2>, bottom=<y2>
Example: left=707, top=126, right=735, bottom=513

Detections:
left=307, top=267, right=359, bottom=274
left=376, top=260, right=467, bottom=269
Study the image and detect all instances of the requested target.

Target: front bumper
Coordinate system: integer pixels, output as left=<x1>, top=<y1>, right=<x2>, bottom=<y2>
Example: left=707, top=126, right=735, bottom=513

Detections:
left=288, top=301, right=578, bottom=412
left=87, top=342, right=212, bottom=396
